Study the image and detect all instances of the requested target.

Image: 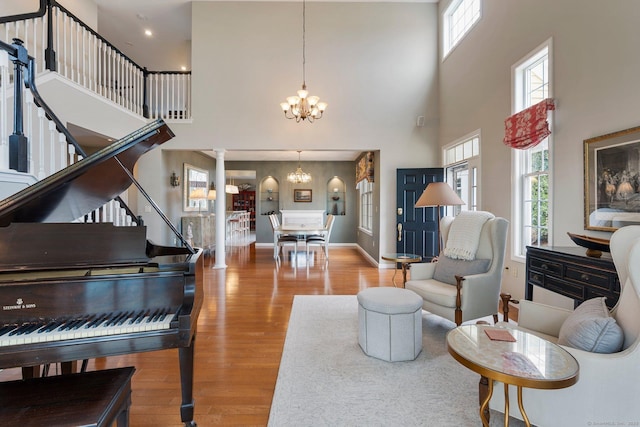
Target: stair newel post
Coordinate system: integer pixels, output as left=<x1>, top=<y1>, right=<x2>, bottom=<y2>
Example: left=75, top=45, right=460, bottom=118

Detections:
left=9, top=39, right=29, bottom=173
left=143, top=67, right=150, bottom=118
left=44, top=0, right=57, bottom=72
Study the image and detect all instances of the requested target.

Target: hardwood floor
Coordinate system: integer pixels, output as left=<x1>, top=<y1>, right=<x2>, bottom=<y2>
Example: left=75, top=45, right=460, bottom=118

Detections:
left=0, top=245, right=397, bottom=426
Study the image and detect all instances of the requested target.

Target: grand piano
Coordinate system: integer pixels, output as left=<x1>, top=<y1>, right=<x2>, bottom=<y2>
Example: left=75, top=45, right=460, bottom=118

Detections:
left=0, top=119, right=203, bottom=426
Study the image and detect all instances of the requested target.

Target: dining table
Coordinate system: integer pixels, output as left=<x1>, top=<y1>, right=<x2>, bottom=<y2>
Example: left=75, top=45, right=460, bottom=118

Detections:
left=273, top=224, right=328, bottom=259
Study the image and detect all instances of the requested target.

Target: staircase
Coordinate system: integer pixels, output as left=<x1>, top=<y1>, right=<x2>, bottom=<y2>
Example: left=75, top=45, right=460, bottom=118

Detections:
left=0, top=1, right=192, bottom=226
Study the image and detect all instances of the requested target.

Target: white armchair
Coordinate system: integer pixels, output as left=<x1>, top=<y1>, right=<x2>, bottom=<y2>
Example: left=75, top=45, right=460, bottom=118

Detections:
left=490, top=226, right=640, bottom=426
left=405, top=215, right=508, bottom=325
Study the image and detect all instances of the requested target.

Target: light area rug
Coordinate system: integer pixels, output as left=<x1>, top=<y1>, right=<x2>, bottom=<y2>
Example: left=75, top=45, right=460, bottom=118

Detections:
left=268, top=295, right=526, bottom=427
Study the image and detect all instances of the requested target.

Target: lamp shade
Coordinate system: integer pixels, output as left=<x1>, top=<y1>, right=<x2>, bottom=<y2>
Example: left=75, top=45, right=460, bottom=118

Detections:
left=226, top=184, right=239, bottom=194
left=415, top=182, right=465, bottom=207
left=189, top=188, right=207, bottom=200
left=207, top=189, right=217, bottom=200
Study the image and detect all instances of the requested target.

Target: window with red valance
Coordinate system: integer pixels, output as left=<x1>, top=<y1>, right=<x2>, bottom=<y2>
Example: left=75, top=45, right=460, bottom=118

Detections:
left=503, top=98, right=555, bottom=150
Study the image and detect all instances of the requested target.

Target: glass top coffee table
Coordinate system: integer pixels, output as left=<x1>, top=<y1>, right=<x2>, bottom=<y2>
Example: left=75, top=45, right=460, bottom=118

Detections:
left=446, top=324, right=579, bottom=426
left=381, top=253, right=422, bottom=287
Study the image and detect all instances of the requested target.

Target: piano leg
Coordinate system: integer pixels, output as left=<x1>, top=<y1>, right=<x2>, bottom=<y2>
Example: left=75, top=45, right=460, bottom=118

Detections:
left=179, top=335, right=197, bottom=427
left=21, top=366, right=40, bottom=379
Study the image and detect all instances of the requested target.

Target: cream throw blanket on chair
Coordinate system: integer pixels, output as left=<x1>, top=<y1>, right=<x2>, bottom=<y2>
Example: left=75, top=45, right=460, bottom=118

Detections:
left=443, top=211, right=495, bottom=260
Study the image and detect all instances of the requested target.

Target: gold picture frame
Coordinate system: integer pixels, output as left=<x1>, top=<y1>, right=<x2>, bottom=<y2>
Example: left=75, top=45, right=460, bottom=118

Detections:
left=584, top=125, right=640, bottom=231
left=293, top=189, right=312, bottom=202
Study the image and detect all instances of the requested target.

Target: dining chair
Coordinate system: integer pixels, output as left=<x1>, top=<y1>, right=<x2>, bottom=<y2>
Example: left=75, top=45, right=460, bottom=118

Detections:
left=306, top=214, right=335, bottom=260
left=269, top=214, right=298, bottom=261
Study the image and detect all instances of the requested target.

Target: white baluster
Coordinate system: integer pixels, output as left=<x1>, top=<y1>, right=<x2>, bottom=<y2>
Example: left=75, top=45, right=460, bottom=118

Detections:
left=107, top=48, right=112, bottom=101
left=161, top=74, right=165, bottom=120
left=59, top=132, right=67, bottom=169
left=108, top=200, right=115, bottom=223
left=171, top=73, right=176, bottom=118
left=187, top=74, right=192, bottom=119
left=0, top=50, right=8, bottom=170
left=117, top=55, right=122, bottom=106
left=62, top=13, right=68, bottom=78
left=54, top=7, right=60, bottom=72
left=152, top=74, right=157, bottom=119
left=24, top=90, right=34, bottom=174
left=68, top=144, right=75, bottom=167
left=37, top=107, right=45, bottom=179
left=48, top=120, right=56, bottom=175
left=39, top=15, right=45, bottom=73
left=81, top=26, right=86, bottom=87
left=96, top=39, right=105, bottom=96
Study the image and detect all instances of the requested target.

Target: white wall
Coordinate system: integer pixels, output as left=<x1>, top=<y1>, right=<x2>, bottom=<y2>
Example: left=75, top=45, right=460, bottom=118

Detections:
left=438, top=0, right=640, bottom=306
left=136, top=2, right=440, bottom=250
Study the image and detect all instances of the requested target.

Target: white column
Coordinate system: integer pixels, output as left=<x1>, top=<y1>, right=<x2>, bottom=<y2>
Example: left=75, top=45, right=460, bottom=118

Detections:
left=213, top=149, right=227, bottom=269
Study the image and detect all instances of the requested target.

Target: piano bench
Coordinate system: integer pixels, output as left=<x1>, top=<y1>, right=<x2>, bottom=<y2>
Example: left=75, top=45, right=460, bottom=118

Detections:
left=0, top=366, right=135, bottom=427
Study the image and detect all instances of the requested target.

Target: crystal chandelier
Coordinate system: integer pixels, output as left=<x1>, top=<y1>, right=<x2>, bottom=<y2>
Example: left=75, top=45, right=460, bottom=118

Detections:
left=287, top=151, right=312, bottom=183
left=279, top=0, right=327, bottom=123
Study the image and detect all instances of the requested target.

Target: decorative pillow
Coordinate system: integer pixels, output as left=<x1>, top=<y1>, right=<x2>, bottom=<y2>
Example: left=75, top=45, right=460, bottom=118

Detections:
left=432, top=255, right=491, bottom=285
left=558, top=297, right=624, bottom=353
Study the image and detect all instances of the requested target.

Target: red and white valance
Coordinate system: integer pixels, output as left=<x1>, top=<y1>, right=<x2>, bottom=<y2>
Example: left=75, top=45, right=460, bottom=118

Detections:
left=355, top=152, right=375, bottom=186
left=503, top=98, right=555, bottom=150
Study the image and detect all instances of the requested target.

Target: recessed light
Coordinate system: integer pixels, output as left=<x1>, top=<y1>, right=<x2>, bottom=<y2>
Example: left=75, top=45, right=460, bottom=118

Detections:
left=144, top=29, right=152, bottom=37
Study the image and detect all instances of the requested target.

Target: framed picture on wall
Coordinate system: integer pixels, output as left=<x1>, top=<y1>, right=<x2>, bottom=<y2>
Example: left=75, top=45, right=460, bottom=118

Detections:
left=293, top=189, right=312, bottom=202
left=584, top=125, right=640, bottom=231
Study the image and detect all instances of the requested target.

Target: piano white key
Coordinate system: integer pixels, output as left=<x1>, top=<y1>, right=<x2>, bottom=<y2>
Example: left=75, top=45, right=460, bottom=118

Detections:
left=0, top=311, right=175, bottom=347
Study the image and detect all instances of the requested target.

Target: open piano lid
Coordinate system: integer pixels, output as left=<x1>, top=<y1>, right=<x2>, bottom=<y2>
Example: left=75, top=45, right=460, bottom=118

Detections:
left=0, top=119, right=174, bottom=225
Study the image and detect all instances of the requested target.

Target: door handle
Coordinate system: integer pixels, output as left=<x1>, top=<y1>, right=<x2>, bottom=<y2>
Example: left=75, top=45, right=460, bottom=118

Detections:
left=397, top=223, right=402, bottom=241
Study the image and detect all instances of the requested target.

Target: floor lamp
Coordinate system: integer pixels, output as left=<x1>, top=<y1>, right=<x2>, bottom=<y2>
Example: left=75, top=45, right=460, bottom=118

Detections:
left=415, top=182, right=465, bottom=255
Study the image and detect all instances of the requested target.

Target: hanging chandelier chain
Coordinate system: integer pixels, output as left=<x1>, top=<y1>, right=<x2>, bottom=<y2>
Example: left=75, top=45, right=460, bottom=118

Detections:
left=288, top=150, right=312, bottom=183
left=279, top=0, right=327, bottom=122
left=302, top=0, right=306, bottom=86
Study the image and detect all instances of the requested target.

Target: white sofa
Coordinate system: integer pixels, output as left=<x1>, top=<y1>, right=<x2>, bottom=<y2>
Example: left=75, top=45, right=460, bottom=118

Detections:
left=490, top=226, right=640, bottom=425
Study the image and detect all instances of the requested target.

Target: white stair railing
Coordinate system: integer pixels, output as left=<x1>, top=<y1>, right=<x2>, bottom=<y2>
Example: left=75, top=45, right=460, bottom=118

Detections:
left=0, top=53, right=134, bottom=226
left=0, top=1, right=191, bottom=121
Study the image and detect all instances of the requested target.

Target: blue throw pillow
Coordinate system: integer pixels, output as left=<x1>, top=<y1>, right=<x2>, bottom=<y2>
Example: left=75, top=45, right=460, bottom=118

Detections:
left=432, top=256, right=491, bottom=285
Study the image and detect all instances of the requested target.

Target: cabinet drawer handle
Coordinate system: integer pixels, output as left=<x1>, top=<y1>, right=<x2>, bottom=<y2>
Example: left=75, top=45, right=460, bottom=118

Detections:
left=532, top=274, right=540, bottom=282
left=541, top=263, right=548, bottom=270
left=581, top=273, right=590, bottom=281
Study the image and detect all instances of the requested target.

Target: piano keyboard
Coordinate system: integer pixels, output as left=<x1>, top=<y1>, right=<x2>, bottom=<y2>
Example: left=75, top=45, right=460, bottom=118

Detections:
left=0, top=308, right=175, bottom=347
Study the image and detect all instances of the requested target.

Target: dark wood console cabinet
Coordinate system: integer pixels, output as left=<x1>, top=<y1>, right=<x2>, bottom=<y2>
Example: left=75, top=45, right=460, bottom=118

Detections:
left=525, top=246, right=620, bottom=309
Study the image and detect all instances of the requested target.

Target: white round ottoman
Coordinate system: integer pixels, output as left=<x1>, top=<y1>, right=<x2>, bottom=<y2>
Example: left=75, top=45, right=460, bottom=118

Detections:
left=357, top=287, right=423, bottom=362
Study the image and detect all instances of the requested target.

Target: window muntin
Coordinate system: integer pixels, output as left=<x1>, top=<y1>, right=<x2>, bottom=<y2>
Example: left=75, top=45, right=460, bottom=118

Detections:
left=444, top=132, right=481, bottom=215
left=358, top=179, right=373, bottom=233
left=512, top=40, right=552, bottom=259
left=443, top=0, right=481, bottom=58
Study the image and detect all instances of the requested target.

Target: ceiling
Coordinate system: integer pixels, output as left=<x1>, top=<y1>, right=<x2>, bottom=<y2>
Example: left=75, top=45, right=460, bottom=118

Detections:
left=74, top=0, right=436, bottom=162
left=94, top=0, right=437, bottom=72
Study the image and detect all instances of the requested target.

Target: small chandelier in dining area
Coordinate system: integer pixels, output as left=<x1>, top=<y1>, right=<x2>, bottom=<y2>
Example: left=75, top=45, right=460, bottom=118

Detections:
left=287, top=151, right=312, bottom=184
left=279, top=0, right=327, bottom=123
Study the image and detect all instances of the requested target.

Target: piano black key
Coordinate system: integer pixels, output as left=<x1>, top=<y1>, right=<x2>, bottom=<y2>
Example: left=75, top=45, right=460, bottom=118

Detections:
left=0, top=325, right=17, bottom=336
left=158, top=308, right=170, bottom=321
left=105, top=311, right=127, bottom=327
left=39, top=320, right=62, bottom=333
left=147, top=308, right=161, bottom=323
left=129, top=310, right=147, bottom=324
left=67, top=315, right=92, bottom=330
left=8, top=324, right=29, bottom=336
left=116, top=311, right=134, bottom=326
left=87, top=313, right=109, bottom=328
